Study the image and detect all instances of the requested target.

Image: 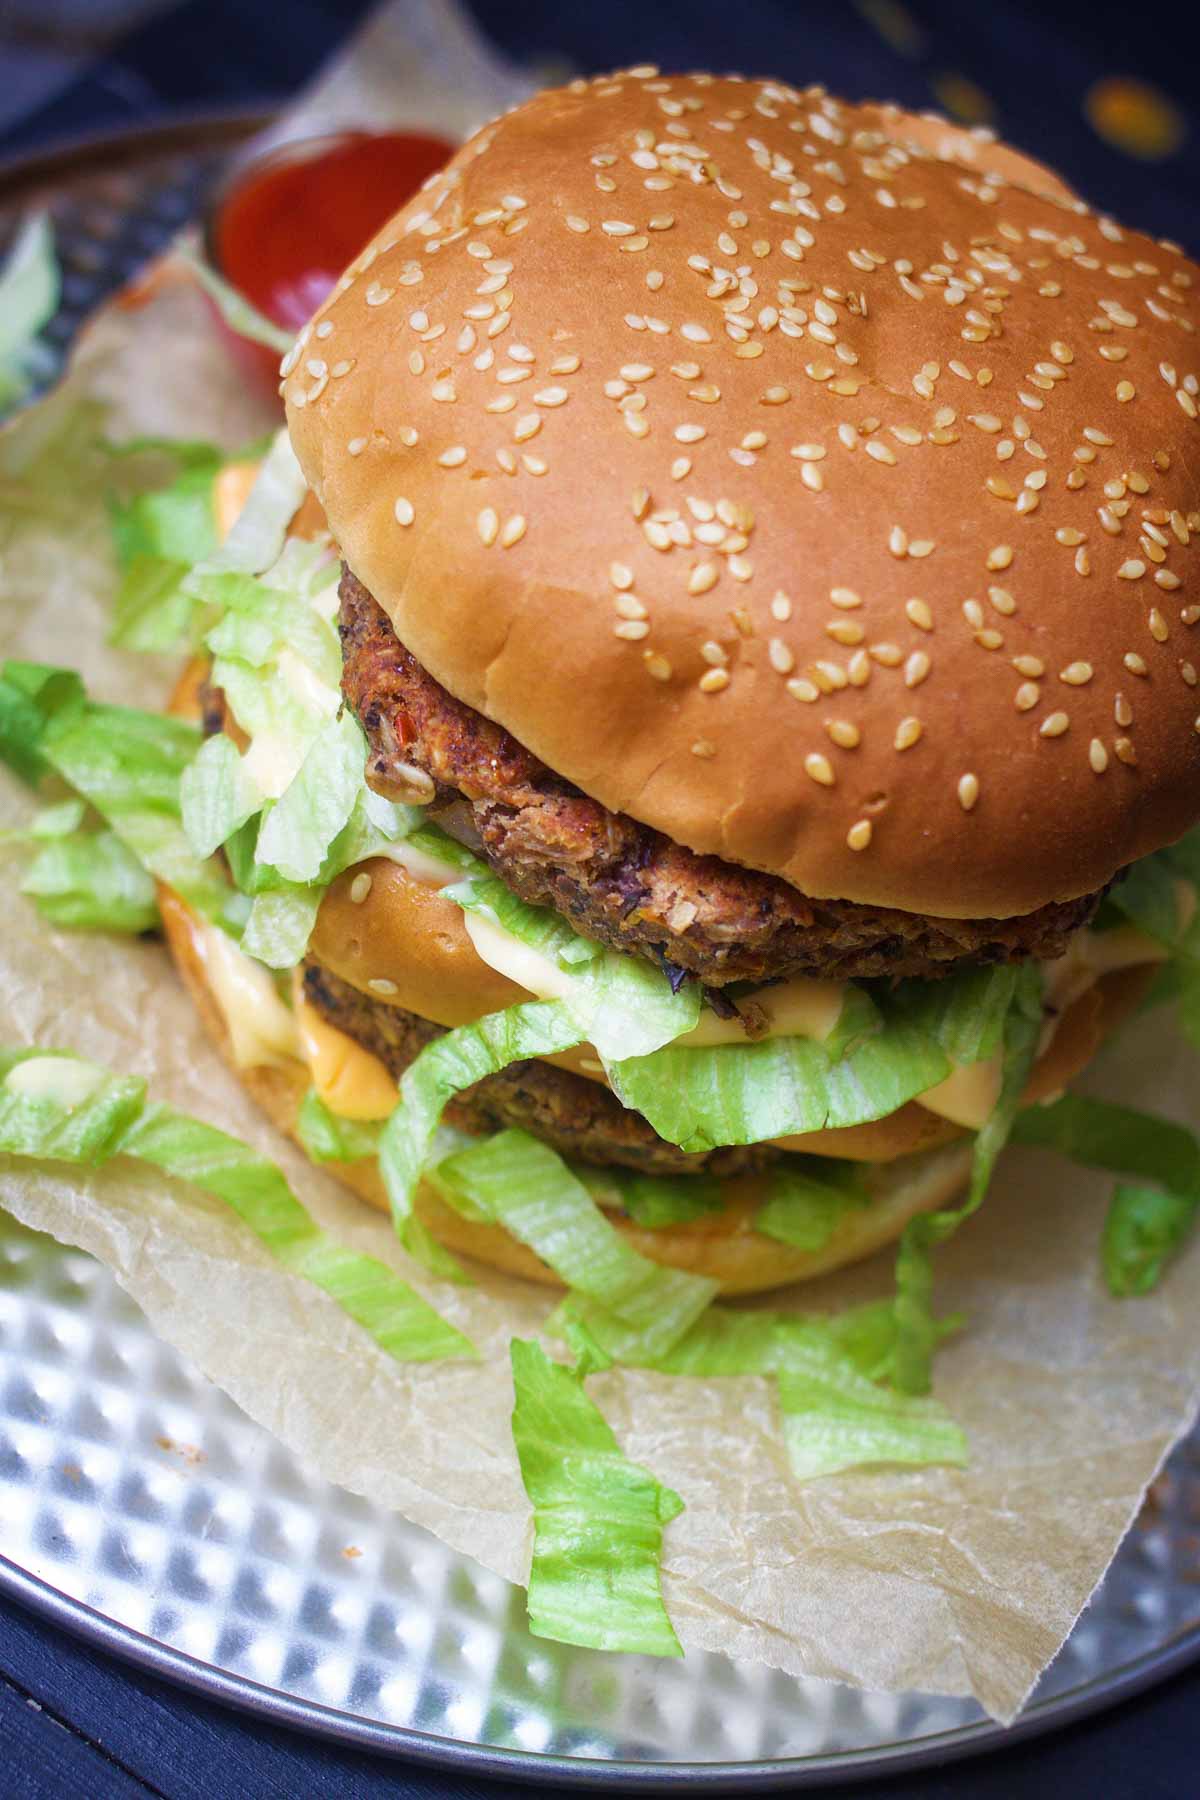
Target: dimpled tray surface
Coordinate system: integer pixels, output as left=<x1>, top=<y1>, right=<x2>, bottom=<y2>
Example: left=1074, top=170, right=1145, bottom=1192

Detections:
left=1, top=1205, right=1198, bottom=1784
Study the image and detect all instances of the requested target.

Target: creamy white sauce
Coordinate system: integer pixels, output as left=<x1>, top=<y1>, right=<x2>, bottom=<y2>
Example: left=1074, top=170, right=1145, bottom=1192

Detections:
left=242, top=729, right=299, bottom=802
left=6, top=1056, right=107, bottom=1106
left=462, top=911, right=575, bottom=1004
left=278, top=646, right=340, bottom=718
left=195, top=923, right=300, bottom=1069
left=371, top=840, right=466, bottom=888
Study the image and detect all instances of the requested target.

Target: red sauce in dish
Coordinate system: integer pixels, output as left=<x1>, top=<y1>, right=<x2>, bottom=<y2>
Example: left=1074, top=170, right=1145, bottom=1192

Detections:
left=210, top=129, right=454, bottom=380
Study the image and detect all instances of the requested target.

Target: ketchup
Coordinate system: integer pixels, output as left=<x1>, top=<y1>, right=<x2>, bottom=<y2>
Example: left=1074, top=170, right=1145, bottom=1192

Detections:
left=209, top=130, right=454, bottom=385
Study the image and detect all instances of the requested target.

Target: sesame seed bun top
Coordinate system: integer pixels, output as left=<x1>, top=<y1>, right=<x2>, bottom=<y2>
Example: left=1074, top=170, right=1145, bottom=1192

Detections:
left=286, top=70, right=1200, bottom=920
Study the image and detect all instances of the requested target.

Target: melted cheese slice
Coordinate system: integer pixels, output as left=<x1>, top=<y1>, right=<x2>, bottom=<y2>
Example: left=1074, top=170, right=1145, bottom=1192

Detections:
left=294, top=990, right=398, bottom=1119
left=194, top=923, right=300, bottom=1069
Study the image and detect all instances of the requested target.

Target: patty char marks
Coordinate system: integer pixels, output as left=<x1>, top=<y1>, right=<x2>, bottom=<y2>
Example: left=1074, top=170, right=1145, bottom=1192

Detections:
left=302, top=960, right=773, bottom=1180
left=338, top=568, right=1102, bottom=985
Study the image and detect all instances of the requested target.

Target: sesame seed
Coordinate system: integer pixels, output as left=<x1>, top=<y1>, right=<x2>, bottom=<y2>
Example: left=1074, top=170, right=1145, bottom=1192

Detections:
left=1060, top=662, right=1093, bottom=685
left=826, top=718, right=860, bottom=749
left=394, top=497, right=415, bottom=526
left=830, top=586, right=861, bottom=609
left=1015, top=682, right=1040, bottom=711
left=691, top=738, right=715, bottom=758
left=534, top=386, right=569, bottom=407
left=614, top=594, right=647, bottom=621
left=1149, top=608, right=1170, bottom=642
left=610, top=562, right=634, bottom=590
left=957, top=773, right=980, bottom=811
left=905, top=598, right=933, bottom=632
left=349, top=873, right=372, bottom=905
left=1089, top=738, right=1109, bottom=773
left=768, top=638, right=795, bottom=674
left=986, top=544, right=1014, bottom=571
left=500, top=514, right=527, bottom=548
left=438, top=446, right=467, bottom=468
left=904, top=650, right=931, bottom=688
left=847, top=819, right=873, bottom=851
left=1040, top=711, right=1070, bottom=737
left=1118, top=560, right=1146, bottom=580
left=368, top=978, right=399, bottom=996
left=614, top=620, right=650, bottom=641
left=804, top=752, right=835, bottom=786
left=347, top=436, right=367, bottom=457
left=477, top=507, right=498, bottom=546
left=894, top=716, right=923, bottom=751
left=1115, top=737, right=1138, bottom=764
left=699, top=668, right=730, bottom=693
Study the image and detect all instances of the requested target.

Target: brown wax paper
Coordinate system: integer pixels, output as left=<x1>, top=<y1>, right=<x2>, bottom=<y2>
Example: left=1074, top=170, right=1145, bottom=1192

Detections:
left=3, top=148, right=1200, bottom=1736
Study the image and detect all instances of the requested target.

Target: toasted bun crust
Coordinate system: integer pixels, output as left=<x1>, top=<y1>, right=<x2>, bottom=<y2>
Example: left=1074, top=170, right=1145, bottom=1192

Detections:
left=286, top=70, right=1200, bottom=921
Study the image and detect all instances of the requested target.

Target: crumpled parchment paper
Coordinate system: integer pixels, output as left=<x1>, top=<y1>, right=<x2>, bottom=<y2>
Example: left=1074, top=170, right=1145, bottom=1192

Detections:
left=1, top=17, right=1198, bottom=1724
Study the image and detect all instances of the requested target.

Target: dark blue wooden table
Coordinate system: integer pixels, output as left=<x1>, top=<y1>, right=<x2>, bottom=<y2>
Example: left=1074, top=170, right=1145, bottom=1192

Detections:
left=1, top=1, right=1197, bottom=1791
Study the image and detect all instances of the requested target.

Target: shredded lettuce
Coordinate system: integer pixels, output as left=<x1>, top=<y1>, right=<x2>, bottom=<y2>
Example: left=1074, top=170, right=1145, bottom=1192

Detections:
left=1108, top=837, right=1200, bottom=1052
left=296, top=1089, right=383, bottom=1164
left=254, top=709, right=366, bottom=883
left=0, top=661, right=244, bottom=934
left=240, top=884, right=323, bottom=968
left=1013, top=1094, right=1200, bottom=1297
left=20, top=829, right=159, bottom=933
left=509, top=1338, right=683, bottom=1656
left=0, top=659, right=84, bottom=784
left=446, top=864, right=699, bottom=1060
left=190, top=428, right=309, bottom=583
left=38, top=694, right=242, bottom=931
left=1102, top=1186, right=1198, bottom=1297
left=0, top=213, right=59, bottom=411
left=551, top=1296, right=966, bottom=1481
left=574, top=1163, right=724, bottom=1229
left=179, top=733, right=262, bottom=861
left=378, top=1001, right=584, bottom=1277
left=887, top=964, right=1019, bottom=1065
left=429, top=1130, right=717, bottom=1360
left=892, top=963, right=1044, bottom=1395
left=0, top=1048, right=474, bottom=1362
left=107, top=439, right=224, bottom=651
left=777, top=1345, right=967, bottom=1481
left=754, top=1158, right=870, bottom=1253
left=1012, top=1093, right=1200, bottom=1192
left=606, top=1019, right=950, bottom=1154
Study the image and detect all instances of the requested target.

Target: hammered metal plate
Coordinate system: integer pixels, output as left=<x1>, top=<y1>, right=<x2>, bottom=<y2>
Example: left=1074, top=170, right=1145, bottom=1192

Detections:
left=0, top=1206, right=1198, bottom=1786
left=0, top=123, right=1198, bottom=1787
